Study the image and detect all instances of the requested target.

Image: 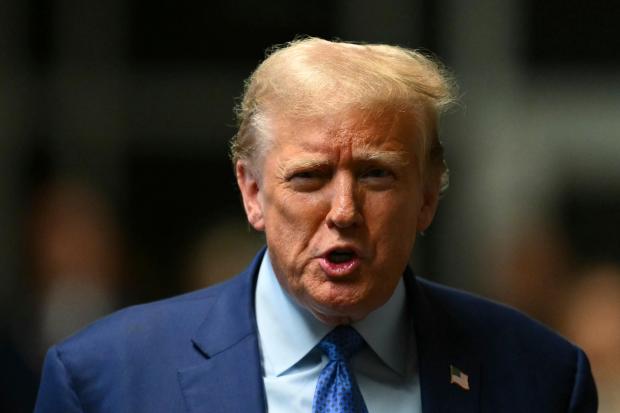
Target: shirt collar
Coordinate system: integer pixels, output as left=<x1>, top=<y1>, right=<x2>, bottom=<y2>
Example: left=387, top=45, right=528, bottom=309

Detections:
left=353, top=274, right=409, bottom=376
left=255, top=251, right=410, bottom=378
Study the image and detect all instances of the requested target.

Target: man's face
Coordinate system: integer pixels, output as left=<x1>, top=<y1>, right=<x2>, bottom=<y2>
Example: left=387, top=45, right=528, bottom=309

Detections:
left=237, top=109, right=440, bottom=325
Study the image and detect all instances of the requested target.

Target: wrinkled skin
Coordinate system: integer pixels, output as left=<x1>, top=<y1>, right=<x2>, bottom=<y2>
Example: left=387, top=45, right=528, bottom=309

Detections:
left=236, top=109, right=440, bottom=325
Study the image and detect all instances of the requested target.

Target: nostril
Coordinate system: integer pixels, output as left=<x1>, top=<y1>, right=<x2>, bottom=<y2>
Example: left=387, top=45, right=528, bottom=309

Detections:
left=327, top=203, right=363, bottom=228
left=326, top=182, right=363, bottom=228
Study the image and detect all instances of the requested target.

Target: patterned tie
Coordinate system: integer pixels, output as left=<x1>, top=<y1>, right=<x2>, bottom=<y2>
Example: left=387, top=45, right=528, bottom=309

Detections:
left=312, top=326, right=369, bottom=413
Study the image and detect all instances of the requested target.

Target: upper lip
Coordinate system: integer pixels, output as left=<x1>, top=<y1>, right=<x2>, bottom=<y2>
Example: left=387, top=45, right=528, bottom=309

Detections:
left=320, top=244, right=364, bottom=259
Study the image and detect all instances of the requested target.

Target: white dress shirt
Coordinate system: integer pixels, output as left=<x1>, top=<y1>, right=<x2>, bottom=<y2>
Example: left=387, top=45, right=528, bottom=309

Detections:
left=255, top=251, right=422, bottom=412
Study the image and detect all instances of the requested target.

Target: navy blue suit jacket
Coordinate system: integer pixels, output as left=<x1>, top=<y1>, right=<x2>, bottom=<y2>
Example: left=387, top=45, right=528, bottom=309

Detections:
left=35, top=249, right=597, bottom=412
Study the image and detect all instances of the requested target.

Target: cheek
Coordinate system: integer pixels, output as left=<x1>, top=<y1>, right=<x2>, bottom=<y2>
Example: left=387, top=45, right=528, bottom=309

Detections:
left=263, top=190, right=329, bottom=253
left=271, top=190, right=327, bottom=226
left=364, top=191, right=419, bottom=241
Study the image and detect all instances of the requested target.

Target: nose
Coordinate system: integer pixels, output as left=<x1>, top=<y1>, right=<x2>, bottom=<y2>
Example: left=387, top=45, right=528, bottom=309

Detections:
left=326, top=173, right=363, bottom=229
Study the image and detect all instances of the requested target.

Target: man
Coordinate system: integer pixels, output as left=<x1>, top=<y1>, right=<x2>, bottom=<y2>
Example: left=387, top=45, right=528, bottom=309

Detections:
left=35, top=37, right=597, bottom=412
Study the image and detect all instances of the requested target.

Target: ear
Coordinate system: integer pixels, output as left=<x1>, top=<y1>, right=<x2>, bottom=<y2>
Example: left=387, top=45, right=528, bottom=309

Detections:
left=236, top=161, right=265, bottom=231
left=416, top=170, right=441, bottom=232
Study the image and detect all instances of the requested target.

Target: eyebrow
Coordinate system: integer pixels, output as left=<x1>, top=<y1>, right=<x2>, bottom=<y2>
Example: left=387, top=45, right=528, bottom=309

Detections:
left=279, top=158, right=329, bottom=172
left=278, top=150, right=410, bottom=174
left=354, top=150, right=410, bottom=167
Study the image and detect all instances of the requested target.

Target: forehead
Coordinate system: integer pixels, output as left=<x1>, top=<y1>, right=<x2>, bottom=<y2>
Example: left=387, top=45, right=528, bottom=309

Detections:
left=270, top=109, right=423, bottom=155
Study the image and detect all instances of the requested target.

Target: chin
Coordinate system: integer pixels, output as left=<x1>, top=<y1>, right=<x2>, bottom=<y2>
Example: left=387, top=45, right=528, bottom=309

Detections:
left=305, top=294, right=371, bottom=326
left=313, top=313, right=356, bottom=326
left=309, top=306, right=360, bottom=326
left=289, top=270, right=379, bottom=324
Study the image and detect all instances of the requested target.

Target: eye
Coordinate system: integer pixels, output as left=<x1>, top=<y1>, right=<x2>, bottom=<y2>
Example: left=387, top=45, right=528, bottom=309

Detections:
left=359, top=166, right=396, bottom=189
left=286, top=170, right=328, bottom=191
left=362, top=168, right=392, bottom=178
left=291, top=171, right=317, bottom=180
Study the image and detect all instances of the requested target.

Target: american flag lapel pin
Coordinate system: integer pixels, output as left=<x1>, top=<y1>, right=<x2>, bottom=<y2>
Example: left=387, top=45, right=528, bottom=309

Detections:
left=450, top=364, right=470, bottom=391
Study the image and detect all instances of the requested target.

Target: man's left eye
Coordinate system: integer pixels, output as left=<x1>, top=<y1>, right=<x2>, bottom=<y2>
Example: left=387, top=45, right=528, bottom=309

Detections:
left=361, top=168, right=392, bottom=179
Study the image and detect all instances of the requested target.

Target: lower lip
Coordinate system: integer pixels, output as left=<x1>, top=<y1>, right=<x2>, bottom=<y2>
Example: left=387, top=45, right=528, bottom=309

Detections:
left=318, top=257, right=361, bottom=277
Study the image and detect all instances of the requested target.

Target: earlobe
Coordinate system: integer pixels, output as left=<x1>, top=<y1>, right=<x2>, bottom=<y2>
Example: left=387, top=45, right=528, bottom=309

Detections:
left=417, top=203, right=436, bottom=232
left=235, top=161, right=265, bottom=231
left=416, top=183, right=440, bottom=232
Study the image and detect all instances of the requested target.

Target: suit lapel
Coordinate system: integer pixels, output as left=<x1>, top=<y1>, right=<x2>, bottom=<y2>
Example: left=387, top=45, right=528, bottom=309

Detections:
left=177, top=250, right=480, bottom=413
left=178, top=249, right=267, bottom=413
left=406, top=272, right=481, bottom=413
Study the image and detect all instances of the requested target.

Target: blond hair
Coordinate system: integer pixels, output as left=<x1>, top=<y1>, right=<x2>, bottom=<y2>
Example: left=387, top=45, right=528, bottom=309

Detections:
left=231, top=37, right=456, bottom=193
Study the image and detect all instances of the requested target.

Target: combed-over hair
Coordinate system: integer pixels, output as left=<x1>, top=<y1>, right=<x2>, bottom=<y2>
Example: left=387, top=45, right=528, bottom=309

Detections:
left=231, top=37, right=456, bottom=193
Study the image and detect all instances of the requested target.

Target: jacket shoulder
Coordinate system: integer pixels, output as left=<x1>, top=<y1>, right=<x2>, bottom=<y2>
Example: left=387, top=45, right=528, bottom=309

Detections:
left=414, top=277, right=597, bottom=412
left=36, top=274, right=250, bottom=412
left=416, top=277, right=576, bottom=356
left=58, top=274, right=242, bottom=352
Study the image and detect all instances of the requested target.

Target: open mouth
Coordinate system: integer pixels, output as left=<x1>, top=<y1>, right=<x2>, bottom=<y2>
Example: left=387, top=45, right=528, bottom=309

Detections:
left=327, top=250, right=356, bottom=263
left=320, top=248, right=361, bottom=277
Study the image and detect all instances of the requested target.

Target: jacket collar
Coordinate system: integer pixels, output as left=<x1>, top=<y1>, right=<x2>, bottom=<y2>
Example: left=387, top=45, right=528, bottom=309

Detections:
left=406, top=270, right=481, bottom=412
left=178, top=249, right=480, bottom=413
left=177, top=248, right=267, bottom=413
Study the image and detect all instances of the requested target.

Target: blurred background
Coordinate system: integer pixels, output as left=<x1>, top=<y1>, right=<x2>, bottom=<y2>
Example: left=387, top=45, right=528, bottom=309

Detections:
left=1, top=0, right=619, bottom=411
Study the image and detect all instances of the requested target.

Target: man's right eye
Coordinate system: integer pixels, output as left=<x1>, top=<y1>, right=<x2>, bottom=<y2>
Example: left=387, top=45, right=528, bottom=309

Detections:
left=287, top=171, right=326, bottom=191
left=291, top=171, right=316, bottom=180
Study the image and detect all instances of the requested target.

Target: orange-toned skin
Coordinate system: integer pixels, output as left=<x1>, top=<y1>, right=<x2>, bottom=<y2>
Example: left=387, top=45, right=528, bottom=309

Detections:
left=237, top=109, right=440, bottom=325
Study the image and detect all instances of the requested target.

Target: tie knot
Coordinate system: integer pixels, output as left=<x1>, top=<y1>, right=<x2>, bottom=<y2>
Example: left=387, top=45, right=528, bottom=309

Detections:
left=318, top=326, right=365, bottom=361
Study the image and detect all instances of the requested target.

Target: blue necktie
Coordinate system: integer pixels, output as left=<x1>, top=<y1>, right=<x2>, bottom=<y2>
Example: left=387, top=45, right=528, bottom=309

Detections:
left=312, top=326, right=369, bottom=413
